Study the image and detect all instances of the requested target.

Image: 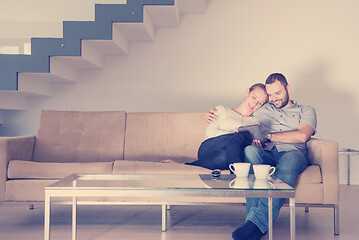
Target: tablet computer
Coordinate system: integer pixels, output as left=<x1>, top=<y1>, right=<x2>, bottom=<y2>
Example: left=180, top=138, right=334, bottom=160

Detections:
left=237, top=124, right=264, bottom=145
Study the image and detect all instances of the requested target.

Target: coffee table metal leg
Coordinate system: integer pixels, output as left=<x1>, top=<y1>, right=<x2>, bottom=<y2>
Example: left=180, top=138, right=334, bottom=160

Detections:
left=72, top=195, right=77, bottom=240
left=162, top=204, right=167, bottom=232
left=268, top=197, right=273, bottom=240
left=44, top=193, right=50, bottom=240
left=347, top=154, right=350, bottom=185
left=290, top=197, right=296, bottom=240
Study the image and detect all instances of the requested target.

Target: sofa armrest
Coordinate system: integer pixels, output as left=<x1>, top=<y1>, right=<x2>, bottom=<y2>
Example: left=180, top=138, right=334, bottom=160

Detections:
left=0, top=135, right=36, bottom=200
left=307, top=138, right=339, bottom=204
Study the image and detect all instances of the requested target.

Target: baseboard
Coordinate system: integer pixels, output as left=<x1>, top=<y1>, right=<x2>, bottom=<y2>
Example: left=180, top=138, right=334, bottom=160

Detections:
left=340, top=177, right=359, bottom=185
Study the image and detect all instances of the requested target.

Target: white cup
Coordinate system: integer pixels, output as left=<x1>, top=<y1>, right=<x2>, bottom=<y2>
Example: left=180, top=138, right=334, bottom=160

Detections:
left=229, top=162, right=251, bottom=178
left=229, top=177, right=249, bottom=189
left=253, top=164, right=276, bottom=180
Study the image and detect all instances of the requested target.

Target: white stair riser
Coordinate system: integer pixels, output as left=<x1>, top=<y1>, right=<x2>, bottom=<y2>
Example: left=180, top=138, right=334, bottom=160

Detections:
left=0, top=93, right=28, bottom=110
left=85, top=26, right=129, bottom=56
left=50, top=57, right=79, bottom=82
left=145, top=5, right=180, bottom=28
left=18, top=74, right=53, bottom=96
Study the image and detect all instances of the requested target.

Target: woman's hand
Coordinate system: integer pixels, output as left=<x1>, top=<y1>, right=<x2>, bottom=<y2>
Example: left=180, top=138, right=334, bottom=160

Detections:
left=228, top=129, right=239, bottom=134
left=206, top=108, right=218, bottom=124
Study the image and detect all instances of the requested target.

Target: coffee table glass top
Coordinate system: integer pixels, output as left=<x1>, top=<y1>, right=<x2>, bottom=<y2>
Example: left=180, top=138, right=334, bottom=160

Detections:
left=47, top=174, right=293, bottom=192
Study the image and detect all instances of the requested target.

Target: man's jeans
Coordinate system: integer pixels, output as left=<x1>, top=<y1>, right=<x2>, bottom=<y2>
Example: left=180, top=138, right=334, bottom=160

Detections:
left=244, top=145, right=310, bottom=234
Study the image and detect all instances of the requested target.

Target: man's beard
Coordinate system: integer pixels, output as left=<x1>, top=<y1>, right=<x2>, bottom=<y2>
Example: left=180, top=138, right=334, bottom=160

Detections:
left=273, top=90, right=290, bottom=109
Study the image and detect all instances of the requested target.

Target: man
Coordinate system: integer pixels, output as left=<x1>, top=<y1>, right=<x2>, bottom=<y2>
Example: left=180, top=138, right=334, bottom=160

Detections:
left=207, top=73, right=317, bottom=240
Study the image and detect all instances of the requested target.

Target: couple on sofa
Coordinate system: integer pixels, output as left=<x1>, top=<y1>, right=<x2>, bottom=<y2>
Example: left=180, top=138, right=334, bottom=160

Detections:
left=162, top=73, right=317, bottom=240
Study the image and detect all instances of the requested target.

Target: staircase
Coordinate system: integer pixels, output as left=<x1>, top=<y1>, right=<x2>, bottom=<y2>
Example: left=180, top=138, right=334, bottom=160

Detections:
left=0, top=0, right=207, bottom=127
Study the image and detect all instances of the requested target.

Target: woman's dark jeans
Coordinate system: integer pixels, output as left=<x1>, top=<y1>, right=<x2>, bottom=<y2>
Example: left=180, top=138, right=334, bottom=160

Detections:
left=186, top=131, right=253, bottom=170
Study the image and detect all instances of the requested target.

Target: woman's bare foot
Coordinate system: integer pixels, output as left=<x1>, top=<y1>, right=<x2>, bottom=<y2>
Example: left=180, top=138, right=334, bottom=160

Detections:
left=160, top=159, right=179, bottom=164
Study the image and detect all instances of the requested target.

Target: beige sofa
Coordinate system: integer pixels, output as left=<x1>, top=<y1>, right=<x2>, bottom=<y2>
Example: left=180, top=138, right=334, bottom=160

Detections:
left=0, top=110, right=339, bottom=234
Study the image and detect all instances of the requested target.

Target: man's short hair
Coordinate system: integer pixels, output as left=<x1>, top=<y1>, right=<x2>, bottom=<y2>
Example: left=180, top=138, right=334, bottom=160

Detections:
left=265, top=73, right=288, bottom=88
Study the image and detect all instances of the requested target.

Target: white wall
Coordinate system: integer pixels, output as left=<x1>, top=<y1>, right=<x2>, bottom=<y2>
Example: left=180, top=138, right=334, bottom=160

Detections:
left=1, top=0, right=359, bottom=184
left=0, top=0, right=126, bottom=23
left=0, top=0, right=126, bottom=53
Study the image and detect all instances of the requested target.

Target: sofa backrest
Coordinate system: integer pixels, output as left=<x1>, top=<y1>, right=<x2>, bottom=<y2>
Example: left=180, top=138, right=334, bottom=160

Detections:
left=124, top=112, right=207, bottom=163
left=33, top=110, right=127, bottom=163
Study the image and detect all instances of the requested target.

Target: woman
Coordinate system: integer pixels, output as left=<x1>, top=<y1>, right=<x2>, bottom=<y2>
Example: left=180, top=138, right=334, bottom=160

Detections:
left=162, top=83, right=268, bottom=170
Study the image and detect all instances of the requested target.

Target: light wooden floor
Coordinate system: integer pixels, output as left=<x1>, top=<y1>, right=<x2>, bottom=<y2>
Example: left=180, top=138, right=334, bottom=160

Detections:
left=0, top=185, right=358, bottom=240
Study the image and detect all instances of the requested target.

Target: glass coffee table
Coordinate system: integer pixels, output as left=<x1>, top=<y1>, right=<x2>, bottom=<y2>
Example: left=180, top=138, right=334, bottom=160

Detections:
left=44, top=174, right=295, bottom=240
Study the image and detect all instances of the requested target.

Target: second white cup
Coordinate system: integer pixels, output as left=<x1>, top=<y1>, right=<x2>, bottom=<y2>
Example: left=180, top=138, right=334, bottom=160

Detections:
left=229, top=162, right=251, bottom=178
left=253, top=164, right=276, bottom=180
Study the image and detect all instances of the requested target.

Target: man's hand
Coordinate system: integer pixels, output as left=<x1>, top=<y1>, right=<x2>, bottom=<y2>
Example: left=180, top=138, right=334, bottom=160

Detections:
left=206, top=108, right=218, bottom=124
left=251, top=139, right=266, bottom=149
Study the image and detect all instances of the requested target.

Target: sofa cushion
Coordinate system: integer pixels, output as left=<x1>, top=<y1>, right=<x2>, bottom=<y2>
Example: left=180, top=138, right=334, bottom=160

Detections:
left=124, top=112, right=207, bottom=163
left=113, top=161, right=321, bottom=183
left=113, top=160, right=211, bottom=174
left=5, top=179, right=58, bottom=201
left=5, top=179, right=246, bottom=203
left=33, top=110, right=126, bottom=163
left=7, top=160, right=113, bottom=179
